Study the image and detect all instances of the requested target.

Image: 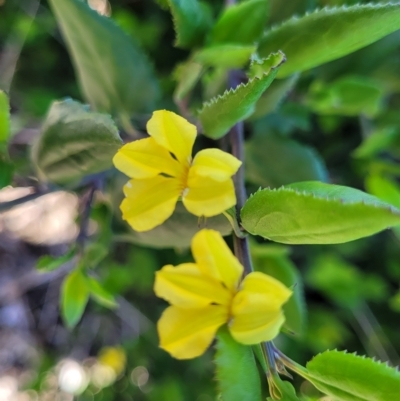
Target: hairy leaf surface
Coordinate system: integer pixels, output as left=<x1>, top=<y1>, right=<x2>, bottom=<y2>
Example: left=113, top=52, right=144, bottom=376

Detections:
left=199, top=52, right=285, bottom=139
left=259, top=4, right=400, bottom=77
left=48, top=0, right=159, bottom=115
left=215, top=326, right=261, bottom=401
left=305, top=350, right=400, bottom=401
left=241, top=181, right=400, bottom=244
left=32, top=99, right=122, bottom=185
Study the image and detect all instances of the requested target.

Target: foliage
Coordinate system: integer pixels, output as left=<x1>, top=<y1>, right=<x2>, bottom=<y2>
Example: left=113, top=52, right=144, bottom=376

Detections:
left=1, top=0, right=400, bottom=400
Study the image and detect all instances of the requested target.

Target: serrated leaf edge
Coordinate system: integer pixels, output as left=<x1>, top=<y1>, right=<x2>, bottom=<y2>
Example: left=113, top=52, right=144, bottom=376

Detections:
left=245, top=186, right=400, bottom=215
left=307, top=349, right=400, bottom=376
left=261, top=3, right=400, bottom=39
left=198, top=51, right=285, bottom=114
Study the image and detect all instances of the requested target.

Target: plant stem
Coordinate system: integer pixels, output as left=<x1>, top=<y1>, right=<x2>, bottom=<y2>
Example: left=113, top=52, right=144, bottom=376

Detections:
left=228, top=71, right=253, bottom=276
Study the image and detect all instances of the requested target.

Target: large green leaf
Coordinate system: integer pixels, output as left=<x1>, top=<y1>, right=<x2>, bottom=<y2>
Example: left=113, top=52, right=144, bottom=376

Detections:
left=210, top=0, right=268, bottom=45
left=259, top=4, right=400, bottom=78
left=0, top=90, right=10, bottom=145
left=199, top=52, right=285, bottom=139
left=61, top=269, right=90, bottom=328
left=168, top=0, right=212, bottom=48
left=115, top=202, right=232, bottom=249
left=215, top=326, right=261, bottom=401
left=305, top=350, right=400, bottom=401
left=48, top=0, right=159, bottom=116
left=251, top=243, right=305, bottom=335
left=245, top=132, right=328, bottom=188
left=241, top=181, right=400, bottom=244
left=32, top=99, right=122, bottom=185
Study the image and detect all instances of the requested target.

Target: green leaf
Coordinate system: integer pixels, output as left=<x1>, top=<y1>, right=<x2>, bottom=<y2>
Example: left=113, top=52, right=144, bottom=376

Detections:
left=259, top=4, right=400, bottom=78
left=173, top=59, right=203, bottom=101
left=251, top=242, right=305, bottom=335
left=307, top=76, right=384, bottom=117
left=365, top=173, right=400, bottom=209
left=36, top=248, right=76, bottom=273
left=199, top=52, right=285, bottom=139
left=115, top=202, right=232, bottom=249
left=32, top=99, right=122, bottom=185
left=86, top=276, right=118, bottom=309
left=194, top=44, right=256, bottom=68
left=215, top=326, right=261, bottom=401
left=211, top=0, right=268, bottom=45
left=168, top=0, right=212, bottom=48
left=241, top=181, right=400, bottom=244
left=250, top=74, right=299, bottom=120
left=305, top=350, right=400, bottom=401
left=0, top=160, right=13, bottom=189
left=48, top=0, right=159, bottom=116
left=61, top=269, right=90, bottom=328
left=306, top=254, right=388, bottom=308
left=267, top=377, right=301, bottom=401
left=0, top=90, right=10, bottom=145
left=245, top=132, right=328, bottom=188
left=81, top=242, right=109, bottom=269
left=352, top=127, right=400, bottom=159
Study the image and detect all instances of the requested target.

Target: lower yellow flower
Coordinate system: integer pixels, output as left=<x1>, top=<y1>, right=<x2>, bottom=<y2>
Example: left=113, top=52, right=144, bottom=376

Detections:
left=113, top=110, right=241, bottom=232
left=154, top=229, right=292, bottom=359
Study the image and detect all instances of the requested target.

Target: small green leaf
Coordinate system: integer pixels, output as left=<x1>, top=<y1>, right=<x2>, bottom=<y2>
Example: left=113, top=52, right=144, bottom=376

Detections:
left=250, top=74, right=299, bottom=120
left=267, top=377, right=301, bottom=401
left=259, top=4, right=400, bottom=77
left=211, top=0, right=268, bottom=45
left=36, top=248, right=76, bottom=273
left=0, top=90, right=10, bottom=145
left=307, top=76, right=384, bottom=117
left=194, top=44, right=256, bottom=68
left=241, top=181, right=400, bottom=244
left=61, top=269, right=90, bottom=328
left=215, top=326, right=261, bottom=401
left=306, top=254, right=387, bottom=308
left=48, top=0, right=159, bottom=116
left=305, top=350, right=400, bottom=401
left=352, top=127, right=400, bottom=159
left=245, top=132, right=328, bottom=188
left=115, top=202, right=232, bottom=249
left=251, top=242, right=305, bottom=335
left=365, top=173, right=400, bottom=209
left=86, top=276, right=118, bottom=309
left=173, top=59, right=203, bottom=101
left=81, top=242, right=109, bottom=269
left=0, top=160, right=13, bottom=189
left=168, top=0, right=212, bottom=48
left=32, top=99, right=122, bottom=185
left=199, top=52, right=285, bottom=139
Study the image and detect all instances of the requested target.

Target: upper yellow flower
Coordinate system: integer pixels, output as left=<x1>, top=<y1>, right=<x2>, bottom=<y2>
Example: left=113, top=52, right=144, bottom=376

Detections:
left=113, top=110, right=242, bottom=232
left=154, top=229, right=292, bottom=359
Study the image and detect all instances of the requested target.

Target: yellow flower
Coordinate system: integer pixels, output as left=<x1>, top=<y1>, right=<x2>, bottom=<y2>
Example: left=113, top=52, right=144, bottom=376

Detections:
left=113, top=110, right=242, bottom=232
left=154, top=229, right=292, bottom=360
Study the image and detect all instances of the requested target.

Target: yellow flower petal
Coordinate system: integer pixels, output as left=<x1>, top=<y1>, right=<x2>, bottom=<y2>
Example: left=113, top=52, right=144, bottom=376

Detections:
left=147, top=110, right=196, bottom=166
left=158, top=305, right=227, bottom=359
left=229, top=272, right=292, bottom=344
left=154, top=263, right=232, bottom=308
left=183, top=175, right=236, bottom=217
left=121, top=176, right=181, bottom=232
left=113, top=137, right=184, bottom=179
left=190, top=149, right=242, bottom=182
left=191, top=229, right=243, bottom=292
